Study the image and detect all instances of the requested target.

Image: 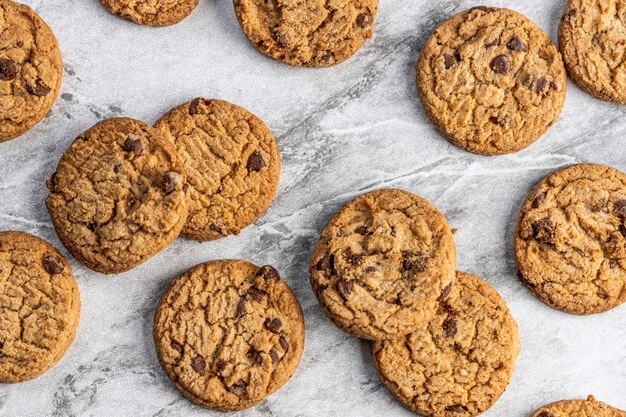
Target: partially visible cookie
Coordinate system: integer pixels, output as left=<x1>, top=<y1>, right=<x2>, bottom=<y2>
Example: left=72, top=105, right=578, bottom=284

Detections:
left=309, top=189, right=456, bottom=340
left=100, top=0, right=198, bottom=26
left=0, top=0, right=63, bottom=142
left=233, top=0, right=378, bottom=67
left=155, top=98, right=280, bottom=241
left=531, top=395, right=626, bottom=417
left=153, top=260, right=304, bottom=411
left=373, top=271, right=520, bottom=417
left=417, top=7, right=567, bottom=155
left=515, top=163, right=626, bottom=314
left=46, top=117, right=189, bottom=274
left=0, top=231, right=80, bottom=383
left=559, top=0, right=626, bottom=103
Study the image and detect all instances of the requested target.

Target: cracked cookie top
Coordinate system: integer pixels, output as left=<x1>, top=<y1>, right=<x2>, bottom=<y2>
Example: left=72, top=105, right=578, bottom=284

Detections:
left=417, top=7, right=567, bottom=155
left=154, top=99, right=280, bottom=241
left=0, top=231, right=80, bottom=383
left=100, top=0, right=198, bottom=26
left=309, top=189, right=456, bottom=340
left=153, top=260, right=304, bottom=411
left=373, top=271, right=520, bottom=417
left=531, top=395, right=626, bottom=417
left=233, top=0, right=379, bottom=67
left=515, top=163, right=626, bottom=314
left=46, top=117, right=189, bottom=274
left=559, top=0, right=626, bottom=103
left=0, top=0, right=63, bottom=142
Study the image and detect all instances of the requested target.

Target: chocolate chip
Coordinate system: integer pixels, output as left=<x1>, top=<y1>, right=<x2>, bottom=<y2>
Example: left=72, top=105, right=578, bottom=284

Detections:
left=247, top=287, right=265, bottom=302
left=507, top=35, right=528, bottom=52
left=190, top=356, right=205, bottom=375
left=279, top=336, right=289, bottom=352
left=320, top=53, right=333, bottom=64
left=610, top=260, right=618, bottom=269
left=183, top=183, right=189, bottom=194
left=438, top=283, right=453, bottom=301
left=231, top=379, right=246, bottom=390
left=113, top=164, right=121, bottom=174
left=403, top=252, right=427, bottom=272
left=0, top=58, right=17, bottom=81
left=537, top=412, right=554, bottom=417
left=316, top=254, right=335, bottom=277
left=356, top=12, right=373, bottom=28
left=532, top=218, right=555, bottom=244
left=170, top=341, right=183, bottom=354
left=122, top=137, right=142, bottom=156
left=490, top=55, right=511, bottom=74
left=275, top=31, right=288, bottom=47
left=269, top=347, right=280, bottom=363
left=189, top=97, right=201, bottom=115
left=16, top=40, right=23, bottom=47
left=343, top=247, right=362, bottom=266
left=162, top=172, right=181, bottom=195
left=534, top=77, right=549, bottom=93
left=620, top=224, right=626, bottom=238
left=87, top=223, right=97, bottom=232
left=235, top=297, right=246, bottom=317
left=489, top=116, right=503, bottom=126
left=442, top=317, right=457, bottom=337
left=355, top=225, right=368, bottom=235
left=256, top=265, right=280, bottom=282
left=264, top=318, right=282, bottom=333
left=247, top=349, right=263, bottom=365
left=337, top=279, right=353, bottom=301
left=246, top=150, right=266, bottom=172
left=444, top=53, right=457, bottom=69
left=446, top=405, right=468, bottom=413
left=43, top=256, right=64, bottom=275
left=614, top=200, right=626, bottom=220
left=365, top=266, right=377, bottom=273
left=562, top=9, right=577, bottom=20
left=25, top=80, right=50, bottom=96
left=210, top=224, right=222, bottom=234
left=215, top=359, right=227, bottom=373
left=531, top=192, right=546, bottom=209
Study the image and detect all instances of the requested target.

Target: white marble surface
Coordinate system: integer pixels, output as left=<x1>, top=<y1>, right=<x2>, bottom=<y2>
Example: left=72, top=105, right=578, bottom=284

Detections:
left=0, top=0, right=625, bottom=416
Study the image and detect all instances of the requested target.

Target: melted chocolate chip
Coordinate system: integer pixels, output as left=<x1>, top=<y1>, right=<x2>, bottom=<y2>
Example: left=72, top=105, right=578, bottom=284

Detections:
left=316, top=254, right=335, bottom=277
left=246, top=150, right=266, bottom=172
left=442, top=317, right=457, bottom=337
left=337, top=279, right=353, bottom=301
left=42, top=256, right=64, bottom=275
left=235, top=297, right=246, bottom=317
left=247, top=349, right=263, bottom=365
left=444, top=53, right=457, bottom=69
left=403, top=252, right=427, bottom=272
left=25, top=80, right=50, bottom=96
left=231, top=379, right=246, bottom=390
left=0, top=58, right=17, bottom=81
left=537, top=412, right=554, bottom=417
left=190, top=356, right=205, bottom=375
left=170, top=341, right=184, bottom=354
left=269, top=347, right=280, bottom=363
left=356, top=12, right=373, bottom=28
left=614, top=200, right=626, bottom=220
left=189, top=98, right=202, bottom=115
left=343, top=247, right=362, bottom=266
left=279, top=336, right=289, bottom=352
left=507, top=35, right=528, bottom=52
left=490, top=55, right=511, bottom=74
left=531, top=192, right=546, bottom=209
left=215, top=359, right=227, bottom=373
left=438, top=283, right=453, bottom=301
left=210, top=224, right=223, bottom=234
left=489, top=116, right=503, bottom=126
left=264, top=318, right=282, bottom=333
left=122, top=137, right=142, bottom=156
left=355, top=225, right=368, bottom=235
left=256, top=265, right=280, bottom=282
left=162, top=172, right=181, bottom=194
left=534, top=77, right=549, bottom=93
left=446, top=405, right=468, bottom=413
left=532, top=218, right=555, bottom=244
left=247, top=287, right=265, bottom=302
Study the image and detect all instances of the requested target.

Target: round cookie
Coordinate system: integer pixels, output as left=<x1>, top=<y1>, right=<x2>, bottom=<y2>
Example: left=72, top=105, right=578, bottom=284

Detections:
left=309, top=189, right=456, bottom=340
left=0, top=0, right=63, bottom=142
left=46, top=117, right=189, bottom=274
left=154, top=98, right=280, bottom=241
left=531, top=395, right=626, bottom=417
left=233, top=0, right=378, bottom=67
left=373, top=271, right=520, bottom=417
left=0, top=231, right=80, bottom=383
left=559, top=0, right=626, bottom=103
left=153, top=260, right=304, bottom=411
left=100, top=0, right=198, bottom=27
left=417, top=7, right=567, bottom=155
left=515, top=163, right=626, bottom=314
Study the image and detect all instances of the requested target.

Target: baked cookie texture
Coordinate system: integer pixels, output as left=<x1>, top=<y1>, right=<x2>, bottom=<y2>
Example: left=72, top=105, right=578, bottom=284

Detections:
left=515, top=163, right=626, bottom=314
left=309, top=189, right=456, bottom=340
left=233, top=0, right=379, bottom=67
left=0, top=231, right=80, bottom=383
left=153, top=260, right=304, bottom=411
left=0, top=0, right=63, bottom=142
left=373, top=272, right=520, bottom=417
left=100, top=0, right=198, bottom=27
left=559, top=0, right=626, bottom=103
left=46, top=117, right=189, bottom=274
left=417, top=7, right=567, bottom=155
left=155, top=98, right=280, bottom=241
left=531, top=395, right=626, bottom=417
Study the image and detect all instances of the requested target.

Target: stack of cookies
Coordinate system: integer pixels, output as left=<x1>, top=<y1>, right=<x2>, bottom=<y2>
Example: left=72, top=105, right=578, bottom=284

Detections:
left=308, top=189, right=520, bottom=416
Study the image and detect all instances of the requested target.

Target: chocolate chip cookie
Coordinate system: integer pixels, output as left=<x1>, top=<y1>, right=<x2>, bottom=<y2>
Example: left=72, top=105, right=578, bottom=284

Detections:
left=417, top=7, right=567, bottom=155
left=0, top=0, right=63, bottom=142
left=46, top=117, right=189, bottom=274
left=153, top=260, right=304, bottom=411
left=100, top=0, right=198, bottom=26
left=0, top=231, right=80, bottom=383
left=373, top=271, right=520, bottom=417
left=515, top=163, right=626, bottom=314
left=233, top=0, right=378, bottom=67
left=559, top=0, right=626, bottom=103
left=309, top=189, right=456, bottom=340
left=531, top=395, right=626, bottom=417
left=154, top=99, right=280, bottom=241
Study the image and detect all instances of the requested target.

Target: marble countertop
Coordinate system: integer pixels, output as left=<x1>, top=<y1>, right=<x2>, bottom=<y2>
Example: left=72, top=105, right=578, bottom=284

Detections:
left=1, top=0, right=625, bottom=416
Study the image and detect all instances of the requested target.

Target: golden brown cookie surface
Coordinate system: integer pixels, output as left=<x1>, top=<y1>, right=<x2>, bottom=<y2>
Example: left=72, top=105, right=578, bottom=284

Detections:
left=0, top=231, right=80, bottom=383
left=559, top=0, right=626, bottom=103
left=417, top=7, right=567, bottom=155
left=153, top=260, right=304, bottom=411
left=233, top=0, right=378, bottom=67
left=46, top=117, right=189, bottom=274
left=100, top=0, right=198, bottom=26
left=309, top=189, right=456, bottom=340
left=531, top=395, right=626, bottom=417
left=515, top=163, right=626, bottom=314
left=155, top=99, right=280, bottom=241
left=373, top=271, right=520, bottom=417
left=0, top=0, right=63, bottom=142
